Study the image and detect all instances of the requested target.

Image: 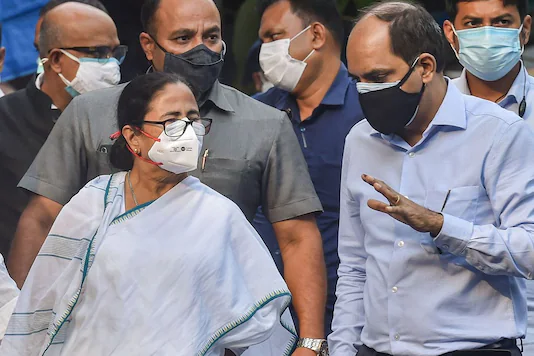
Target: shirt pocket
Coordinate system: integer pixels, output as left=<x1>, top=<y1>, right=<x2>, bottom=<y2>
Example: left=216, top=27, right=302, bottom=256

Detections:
left=424, top=185, right=481, bottom=223
left=197, top=158, right=255, bottom=216
left=94, top=144, right=115, bottom=175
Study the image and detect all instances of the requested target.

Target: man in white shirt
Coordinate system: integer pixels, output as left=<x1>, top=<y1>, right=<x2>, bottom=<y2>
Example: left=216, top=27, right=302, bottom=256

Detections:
left=444, top=0, right=534, bottom=126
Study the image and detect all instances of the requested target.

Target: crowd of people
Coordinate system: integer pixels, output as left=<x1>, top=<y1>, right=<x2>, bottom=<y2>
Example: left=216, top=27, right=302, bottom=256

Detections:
left=0, top=0, right=533, bottom=355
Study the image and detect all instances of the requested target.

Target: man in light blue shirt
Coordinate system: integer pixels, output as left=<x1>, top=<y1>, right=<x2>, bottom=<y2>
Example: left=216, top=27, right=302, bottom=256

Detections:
left=443, top=1, right=534, bottom=353
left=443, top=0, right=534, bottom=127
left=329, top=2, right=534, bottom=356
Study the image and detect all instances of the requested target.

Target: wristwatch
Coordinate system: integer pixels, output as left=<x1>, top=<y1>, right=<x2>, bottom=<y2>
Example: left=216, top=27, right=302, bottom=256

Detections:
left=296, top=337, right=329, bottom=355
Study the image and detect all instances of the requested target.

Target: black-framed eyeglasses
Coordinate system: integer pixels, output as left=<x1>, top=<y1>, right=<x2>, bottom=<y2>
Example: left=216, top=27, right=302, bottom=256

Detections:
left=57, top=45, right=128, bottom=64
left=143, top=118, right=212, bottom=137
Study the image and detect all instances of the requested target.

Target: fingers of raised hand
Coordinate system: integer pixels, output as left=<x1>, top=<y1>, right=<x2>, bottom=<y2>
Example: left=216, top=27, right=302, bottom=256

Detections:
left=362, top=175, right=400, bottom=205
left=367, top=199, right=391, bottom=213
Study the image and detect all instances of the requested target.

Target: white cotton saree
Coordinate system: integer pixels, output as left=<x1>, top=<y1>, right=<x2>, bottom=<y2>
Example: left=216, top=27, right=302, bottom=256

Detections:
left=1, top=173, right=297, bottom=355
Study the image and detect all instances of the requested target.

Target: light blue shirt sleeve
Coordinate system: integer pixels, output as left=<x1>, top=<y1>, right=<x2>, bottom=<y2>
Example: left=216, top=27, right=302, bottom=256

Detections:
left=434, top=121, right=534, bottom=278
left=328, top=139, right=365, bottom=356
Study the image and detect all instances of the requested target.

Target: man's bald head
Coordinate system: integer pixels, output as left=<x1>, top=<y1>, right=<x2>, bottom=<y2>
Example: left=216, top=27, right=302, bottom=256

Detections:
left=351, top=1, right=446, bottom=72
left=139, top=0, right=223, bottom=72
left=39, top=2, right=118, bottom=57
left=141, top=0, right=220, bottom=36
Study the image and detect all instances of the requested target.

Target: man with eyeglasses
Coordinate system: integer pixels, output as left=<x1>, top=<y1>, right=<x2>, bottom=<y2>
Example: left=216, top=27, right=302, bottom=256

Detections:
left=34, top=0, right=110, bottom=75
left=0, top=2, right=125, bottom=263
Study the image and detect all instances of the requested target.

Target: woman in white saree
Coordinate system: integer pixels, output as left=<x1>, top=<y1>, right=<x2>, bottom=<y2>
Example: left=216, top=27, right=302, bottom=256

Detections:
left=0, top=73, right=296, bottom=355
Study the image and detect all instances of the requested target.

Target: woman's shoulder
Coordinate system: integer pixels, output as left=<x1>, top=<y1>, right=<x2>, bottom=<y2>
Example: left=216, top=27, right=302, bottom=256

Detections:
left=183, top=176, right=243, bottom=213
left=82, top=173, right=125, bottom=193
left=71, top=173, right=126, bottom=206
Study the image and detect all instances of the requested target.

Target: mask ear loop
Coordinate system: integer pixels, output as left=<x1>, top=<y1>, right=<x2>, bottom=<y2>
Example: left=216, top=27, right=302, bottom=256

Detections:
left=59, top=49, right=81, bottom=63
left=114, top=127, right=164, bottom=166
left=290, top=25, right=312, bottom=42
left=449, top=25, right=461, bottom=60
left=289, top=25, right=315, bottom=63
left=398, top=56, right=421, bottom=87
left=126, top=143, right=162, bottom=166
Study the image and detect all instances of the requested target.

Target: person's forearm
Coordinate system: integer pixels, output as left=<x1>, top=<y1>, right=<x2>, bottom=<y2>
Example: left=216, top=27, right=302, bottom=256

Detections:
left=281, top=235, right=327, bottom=338
left=8, top=202, right=59, bottom=288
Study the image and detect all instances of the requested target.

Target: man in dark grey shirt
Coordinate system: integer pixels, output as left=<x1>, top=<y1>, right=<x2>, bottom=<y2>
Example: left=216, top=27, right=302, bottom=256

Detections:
left=10, top=0, right=328, bottom=351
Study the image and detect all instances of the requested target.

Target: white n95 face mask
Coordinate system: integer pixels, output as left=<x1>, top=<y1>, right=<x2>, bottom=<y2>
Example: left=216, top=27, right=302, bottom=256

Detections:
left=58, top=49, right=121, bottom=97
left=259, top=25, right=315, bottom=92
left=148, top=120, right=203, bottom=175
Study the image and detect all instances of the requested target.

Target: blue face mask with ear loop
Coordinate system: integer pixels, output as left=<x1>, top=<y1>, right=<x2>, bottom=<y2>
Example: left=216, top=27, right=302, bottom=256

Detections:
left=451, top=24, right=524, bottom=82
left=451, top=24, right=528, bottom=117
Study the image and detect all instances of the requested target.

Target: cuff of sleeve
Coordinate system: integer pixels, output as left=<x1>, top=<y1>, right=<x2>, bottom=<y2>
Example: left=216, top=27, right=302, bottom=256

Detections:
left=433, top=213, right=474, bottom=255
left=18, top=175, right=72, bottom=206
left=267, top=197, right=323, bottom=223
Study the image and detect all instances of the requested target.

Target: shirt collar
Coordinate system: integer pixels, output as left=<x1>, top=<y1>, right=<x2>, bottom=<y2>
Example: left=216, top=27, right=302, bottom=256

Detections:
left=455, top=69, right=471, bottom=95
left=273, top=62, right=350, bottom=110
left=35, top=73, right=59, bottom=110
left=505, top=61, right=527, bottom=104
left=203, top=80, right=235, bottom=113
left=456, top=63, right=527, bottom=105
left=320, top=62, right=350, bottom=106
left=370, top=78, right=467, bottom=139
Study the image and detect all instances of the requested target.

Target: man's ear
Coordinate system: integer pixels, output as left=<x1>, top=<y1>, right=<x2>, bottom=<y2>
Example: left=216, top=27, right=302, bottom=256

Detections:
left=47, top=49, right=64, bottom=74
left=522, top=15, right=532, bottom=46
left=310, top=22, right=327, bottom=51
left=419, top=53, right=437, bottom=83
left=443, top=20, right=458, bottom=52
left=140, top=32, right=156, bottom=62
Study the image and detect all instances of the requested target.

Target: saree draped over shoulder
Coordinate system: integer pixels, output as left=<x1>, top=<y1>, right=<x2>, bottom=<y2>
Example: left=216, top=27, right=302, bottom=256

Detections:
left=0, top=173, right=296, bottom=355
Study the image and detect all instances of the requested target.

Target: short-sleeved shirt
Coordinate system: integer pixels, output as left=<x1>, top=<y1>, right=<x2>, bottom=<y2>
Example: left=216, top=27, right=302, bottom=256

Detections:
left=252, top=63, right=363, bottom=334
left=19, top=80, right=322, bottom=223
left=0, top=75, right=60, bottom=257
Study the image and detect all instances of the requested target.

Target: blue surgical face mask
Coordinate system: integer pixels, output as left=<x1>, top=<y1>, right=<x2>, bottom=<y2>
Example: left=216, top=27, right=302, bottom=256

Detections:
left=451, top=25, right=523, bottom=82
left=36, top=57, right=45, bottom=74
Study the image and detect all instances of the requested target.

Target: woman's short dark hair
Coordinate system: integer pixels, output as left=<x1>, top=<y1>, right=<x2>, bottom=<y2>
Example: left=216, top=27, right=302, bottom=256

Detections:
left=110, top=72, right=196, bottom=171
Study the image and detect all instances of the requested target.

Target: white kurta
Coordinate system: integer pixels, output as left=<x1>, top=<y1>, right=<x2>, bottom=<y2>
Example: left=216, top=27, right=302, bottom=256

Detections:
left=1, top=173, right=296, bottom=355
left=0, top=254, right=18, bottom=340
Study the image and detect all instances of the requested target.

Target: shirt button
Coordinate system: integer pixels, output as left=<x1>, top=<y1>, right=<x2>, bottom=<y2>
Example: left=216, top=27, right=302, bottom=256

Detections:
left=398, top=241, right=405, bottom=247
left=300, top=127, right=306, bottom=132
left=394, top=334, right=400, bottom=340
left=275, top=249, right=281, bottom=255
left=442, top=244, right=449, bottom=251
left=408, top=152, right=415, bottom=158
left=392, top=286, right=398, bottom=293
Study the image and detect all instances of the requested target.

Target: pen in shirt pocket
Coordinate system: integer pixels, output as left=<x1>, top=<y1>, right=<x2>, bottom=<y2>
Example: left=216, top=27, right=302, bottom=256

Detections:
left=440, top=189, right=451, bottom=212
left=201, top=149, right=209, bottom=172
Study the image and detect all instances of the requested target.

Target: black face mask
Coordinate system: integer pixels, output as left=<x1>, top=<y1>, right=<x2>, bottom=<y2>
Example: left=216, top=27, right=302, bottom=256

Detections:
left=357, top=58, right=425, bottom=135
left=153, top=39, right=225, bottom=97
